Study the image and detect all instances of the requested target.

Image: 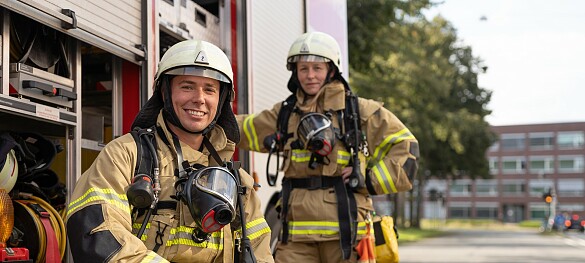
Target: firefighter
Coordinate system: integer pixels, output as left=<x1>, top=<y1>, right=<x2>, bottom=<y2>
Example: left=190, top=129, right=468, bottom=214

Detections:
left=66, top=40, right=274, bottom=263
left=237, top=32, right=419, bottom=262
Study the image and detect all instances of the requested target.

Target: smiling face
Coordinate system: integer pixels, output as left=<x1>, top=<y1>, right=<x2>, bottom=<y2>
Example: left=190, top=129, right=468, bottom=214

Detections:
left=296, top=61, right=330, bottom=96
left=170, top=75, right=220, bottom=133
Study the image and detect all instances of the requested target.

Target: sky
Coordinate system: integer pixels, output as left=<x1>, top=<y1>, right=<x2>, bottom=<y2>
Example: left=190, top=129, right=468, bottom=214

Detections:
left=424, top=0, right=585, bottom=126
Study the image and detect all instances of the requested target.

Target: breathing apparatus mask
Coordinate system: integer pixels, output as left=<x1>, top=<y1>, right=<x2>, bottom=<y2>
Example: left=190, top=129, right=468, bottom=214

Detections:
left=175, top=165, right=238, bottom=235
left=297, top=113, right=336, bottom=156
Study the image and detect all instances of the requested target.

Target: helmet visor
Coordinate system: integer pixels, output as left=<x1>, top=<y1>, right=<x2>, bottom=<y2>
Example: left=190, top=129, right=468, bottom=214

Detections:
left=194, top=167, right=238, bottom=211
left=287, top=55, right=331, bottom=64
left=287, top=55, right=331, bottom=70
left=165, top=67, right=231, bottom=84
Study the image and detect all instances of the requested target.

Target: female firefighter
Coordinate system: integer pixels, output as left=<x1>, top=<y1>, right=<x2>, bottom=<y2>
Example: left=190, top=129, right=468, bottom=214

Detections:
left=66, top=40, right=273, bottom=263
left=237, top=32, right=419, bottom=262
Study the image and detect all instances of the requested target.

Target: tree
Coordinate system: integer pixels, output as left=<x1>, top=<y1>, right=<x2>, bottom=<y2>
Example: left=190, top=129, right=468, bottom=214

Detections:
left=348, top=0, right=496, bottom=227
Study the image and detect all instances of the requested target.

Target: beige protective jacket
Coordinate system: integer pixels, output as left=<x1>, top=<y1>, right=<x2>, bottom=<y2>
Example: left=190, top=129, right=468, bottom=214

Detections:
left=66, top=113, right=274, bottom=263
left=238, top=81, right=419, bottom=243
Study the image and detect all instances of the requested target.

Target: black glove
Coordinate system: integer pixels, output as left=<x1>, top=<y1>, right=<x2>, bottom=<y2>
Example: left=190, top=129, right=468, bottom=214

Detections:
left=263, top=133, right=280, bottom=151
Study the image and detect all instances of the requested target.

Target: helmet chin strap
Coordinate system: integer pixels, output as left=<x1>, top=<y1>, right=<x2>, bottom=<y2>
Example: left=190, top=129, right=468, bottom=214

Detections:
left=161, top=76, right=230, bottom=136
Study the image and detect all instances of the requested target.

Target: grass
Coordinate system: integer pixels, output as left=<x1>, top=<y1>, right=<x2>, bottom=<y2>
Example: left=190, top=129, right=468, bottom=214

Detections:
left=397, top=227, right=446, bottom=243
left=395, top=219, right=543, bottom=243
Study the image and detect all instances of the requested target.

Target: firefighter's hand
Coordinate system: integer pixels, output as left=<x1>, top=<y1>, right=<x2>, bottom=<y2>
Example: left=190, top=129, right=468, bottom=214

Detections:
left=263, top=133, right=278, bottom=151
left=341, top=167, right=352, bottom=184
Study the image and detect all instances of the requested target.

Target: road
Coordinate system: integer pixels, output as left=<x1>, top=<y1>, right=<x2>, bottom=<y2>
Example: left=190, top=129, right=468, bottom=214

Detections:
left=399, top=229, right=585, bottom=263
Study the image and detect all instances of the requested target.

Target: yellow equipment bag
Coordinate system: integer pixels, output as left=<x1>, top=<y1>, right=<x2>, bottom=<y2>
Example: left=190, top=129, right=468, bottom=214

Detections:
left=373, top=215, right=399, bottom=263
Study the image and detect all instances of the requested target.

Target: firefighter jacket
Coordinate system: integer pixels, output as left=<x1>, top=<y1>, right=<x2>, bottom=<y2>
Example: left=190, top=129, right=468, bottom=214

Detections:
left=66, top=112, right=274, bottom=263
left=237, top=80, right=419, bottom=243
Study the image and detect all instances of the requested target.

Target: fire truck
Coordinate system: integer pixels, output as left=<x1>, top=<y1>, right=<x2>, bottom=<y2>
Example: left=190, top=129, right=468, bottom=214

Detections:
left=0, top=0, right=348, bottom=261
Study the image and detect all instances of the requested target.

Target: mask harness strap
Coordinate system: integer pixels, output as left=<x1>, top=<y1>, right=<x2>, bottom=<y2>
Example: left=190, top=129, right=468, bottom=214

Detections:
left=230, top=161, right=258, bottom=263
left=201, top=137, right=256, bottom=263
left=265, top=95, right=299, bottom=186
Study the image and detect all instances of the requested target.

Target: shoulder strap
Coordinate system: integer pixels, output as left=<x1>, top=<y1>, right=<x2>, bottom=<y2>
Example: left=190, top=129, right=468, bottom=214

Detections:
left=276, top=94, right=297, bottom=146
left=131, top=126, right=157, bottom=177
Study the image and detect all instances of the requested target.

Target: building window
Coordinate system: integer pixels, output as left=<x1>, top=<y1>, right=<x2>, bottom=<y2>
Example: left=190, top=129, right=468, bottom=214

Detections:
left=558, top=155, right=584, bottom=173
left=529, top=203, right=547, bottom=220
left=501, top=157, right=526, bottom=174
left=559, top=203, right=585, bottom=212
left=449, top=180, right=471, bottom=197
left=529, top=156, right=554, bottom=174
left=489, top=157, right=499, bottom=174
left=501, top=180, right=525, bottom=196
left=557, top=179, right=584, bottom=197
left=488, top=141, right=499, bottom=152
left=475, top=202, right=498, bottom=219
left=557, top=131, right=584, bottom=149
left=449, top=202, right=471, bottom=218
left=500, top=133, right=525, bottom=151
left=529, top=132, right=554, bottom=150
left=528, top=179, right=553, bottom=197
left=476, top=180, right=498, bottom=197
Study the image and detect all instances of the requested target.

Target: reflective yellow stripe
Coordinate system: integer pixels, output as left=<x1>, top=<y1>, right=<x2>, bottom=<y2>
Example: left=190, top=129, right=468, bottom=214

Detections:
left=66, top=187, right=130, bottom=216
left=291, top=150, right=311, bottom=162
left=141, top=251, right=169, bottom=263
left=167, top=226, right=223, bottom=249
left=234, top=217, right=271, bottom=240
left=132, top=223, right=151, bottom=241
left=289, top=221, right=367, bottom=236
left=337, top=151, right=350, bottom=166
left=243, top=114, right=260, bottom=151
left=372, top=128, right=415, bottom=164
left=372, top=160, right=397, bottom=194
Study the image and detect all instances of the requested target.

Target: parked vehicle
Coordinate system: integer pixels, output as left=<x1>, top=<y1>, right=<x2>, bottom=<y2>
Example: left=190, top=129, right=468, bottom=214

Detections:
left=564, top=214, right=585, bottom=232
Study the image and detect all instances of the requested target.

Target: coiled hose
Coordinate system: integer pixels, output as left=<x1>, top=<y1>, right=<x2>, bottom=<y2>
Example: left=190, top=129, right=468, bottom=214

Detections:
left=16, top=193, right=66, bottom=261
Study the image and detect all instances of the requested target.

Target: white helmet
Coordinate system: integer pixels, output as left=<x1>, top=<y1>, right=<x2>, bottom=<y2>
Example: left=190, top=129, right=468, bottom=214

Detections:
left=155, top=40, right=234, bottom=101
left=0, top=149, right=18, bottom=192
left=287, top=32, right=342, bottom=73
left=132, top=40, right=239, bottom=143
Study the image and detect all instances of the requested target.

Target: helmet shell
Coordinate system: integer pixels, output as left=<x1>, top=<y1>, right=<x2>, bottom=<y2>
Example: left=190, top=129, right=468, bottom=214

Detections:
left=287, top=32, right=342, bottom=73
left=156, top=40, right=234, bottom=101
left=0, top=149, right=18, bottom=192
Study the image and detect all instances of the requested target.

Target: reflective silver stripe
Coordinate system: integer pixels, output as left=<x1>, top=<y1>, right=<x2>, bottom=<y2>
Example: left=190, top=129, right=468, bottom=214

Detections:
left=337, top=150, right=350, bottom=166
left=132, top=223, right=151, bottom=241
left=371, top=128, right=415, bottom=165
left=141, top=251, right=169, bottom=263
left=288, top=221, right=367, bottom=236
left=67, top=187, right=130, bottom=216
left=166, top=226, right=223, bottom=249
left=243, top=114, right=260, bottom=151
left=371, top=160, right=397, bottom=194
left=291, top=150, right=311, bottom=162
left=237, top=218, right=271, bottom=240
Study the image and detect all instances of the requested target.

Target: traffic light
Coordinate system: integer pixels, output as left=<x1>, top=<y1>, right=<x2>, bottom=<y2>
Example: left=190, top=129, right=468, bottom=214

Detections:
left=543, top=191, right=553, bottom=203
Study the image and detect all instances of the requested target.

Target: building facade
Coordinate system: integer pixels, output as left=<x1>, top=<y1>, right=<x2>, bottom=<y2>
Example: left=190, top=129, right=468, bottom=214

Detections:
left=424, top=122, right=585, bottom=223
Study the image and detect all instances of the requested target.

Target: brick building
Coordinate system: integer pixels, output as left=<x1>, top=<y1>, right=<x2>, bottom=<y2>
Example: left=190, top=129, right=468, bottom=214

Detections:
left=424, top=122, right=585, bottom=222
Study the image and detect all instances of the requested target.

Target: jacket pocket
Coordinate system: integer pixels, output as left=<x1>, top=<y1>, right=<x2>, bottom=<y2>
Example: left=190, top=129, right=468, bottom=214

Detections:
left=141, top=214, right=173, bottom=257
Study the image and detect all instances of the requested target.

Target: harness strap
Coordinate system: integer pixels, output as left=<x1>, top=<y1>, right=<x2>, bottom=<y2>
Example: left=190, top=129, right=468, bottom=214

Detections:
left=280, top=176, right=356, bottom=259
left=335, top=180, right=355, bottom=260
left=280, top=180, right=293, bottom=244
left=131, top=127, right=157, bottom=179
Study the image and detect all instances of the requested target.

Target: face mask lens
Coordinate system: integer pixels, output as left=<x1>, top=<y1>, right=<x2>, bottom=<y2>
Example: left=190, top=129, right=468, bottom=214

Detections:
left=195, top=167, right=238, bottom=212
left=297, top=113, right=335, bottom=156
left=185, top=167, right=239, bottom=233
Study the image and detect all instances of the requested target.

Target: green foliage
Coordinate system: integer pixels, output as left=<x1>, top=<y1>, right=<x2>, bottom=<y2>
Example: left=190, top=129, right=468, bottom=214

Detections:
left=348, top=0, right=496, bottom=179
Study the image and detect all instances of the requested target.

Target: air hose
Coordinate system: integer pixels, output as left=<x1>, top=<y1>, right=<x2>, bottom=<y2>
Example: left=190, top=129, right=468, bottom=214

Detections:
left=14, top=192, right=66, bottom=261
